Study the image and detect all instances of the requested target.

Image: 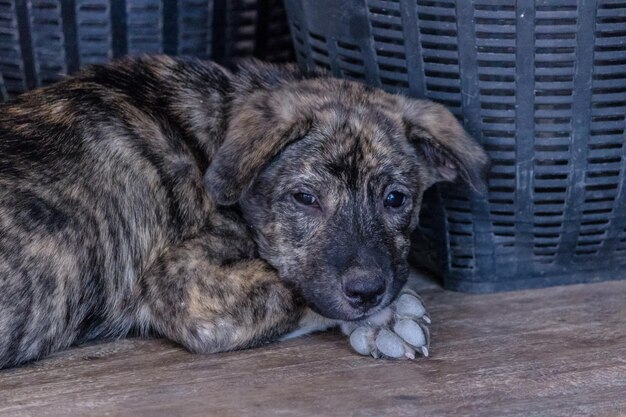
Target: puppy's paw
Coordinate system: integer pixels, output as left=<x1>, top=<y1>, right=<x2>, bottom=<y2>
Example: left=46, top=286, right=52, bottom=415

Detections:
left=340, top=289, right=430, bottom=360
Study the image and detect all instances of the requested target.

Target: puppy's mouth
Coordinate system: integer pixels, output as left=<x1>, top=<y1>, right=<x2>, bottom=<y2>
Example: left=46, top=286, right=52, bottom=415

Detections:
left=305, top=292, right=394, bottom=321
left=290, top=268, right=408, bottom=321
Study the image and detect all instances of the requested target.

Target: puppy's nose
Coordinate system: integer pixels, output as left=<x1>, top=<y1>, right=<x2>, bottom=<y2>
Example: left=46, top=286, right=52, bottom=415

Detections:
left=342, top=272, right=385, bottom=309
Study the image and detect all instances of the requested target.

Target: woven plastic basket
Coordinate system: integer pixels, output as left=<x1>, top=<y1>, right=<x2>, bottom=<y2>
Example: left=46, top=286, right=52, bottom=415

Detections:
left=0, top=0, right=293, bottom=101
left=284, top=0, right=626, bottom=292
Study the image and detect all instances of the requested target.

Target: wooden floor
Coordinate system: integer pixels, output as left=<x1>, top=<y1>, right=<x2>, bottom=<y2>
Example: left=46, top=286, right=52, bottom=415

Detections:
left=0, top=277, right=624, bottom=417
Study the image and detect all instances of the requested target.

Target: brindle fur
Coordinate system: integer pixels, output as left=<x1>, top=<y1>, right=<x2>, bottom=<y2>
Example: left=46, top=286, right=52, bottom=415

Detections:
left=0, top=56, right=487, bottom=368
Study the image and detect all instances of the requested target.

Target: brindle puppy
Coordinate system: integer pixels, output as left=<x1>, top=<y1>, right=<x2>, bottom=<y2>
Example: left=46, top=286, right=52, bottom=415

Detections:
left=0, top=56, right=487, bottom=368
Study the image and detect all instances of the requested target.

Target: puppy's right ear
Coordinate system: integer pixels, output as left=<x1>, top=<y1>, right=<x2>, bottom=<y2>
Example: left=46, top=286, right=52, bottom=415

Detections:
left=204, top=91, right=311, bottom=205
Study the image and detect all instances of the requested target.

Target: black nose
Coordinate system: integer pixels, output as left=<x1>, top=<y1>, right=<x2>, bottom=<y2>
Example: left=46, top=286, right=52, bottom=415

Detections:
left=342, top=271, right=385, bottom=309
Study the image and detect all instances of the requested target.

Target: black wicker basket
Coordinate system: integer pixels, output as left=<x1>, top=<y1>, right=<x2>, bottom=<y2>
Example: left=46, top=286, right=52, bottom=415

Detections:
left=284, top=0, right=626, bottom=292
left=0, top=0, right=293, bottom=101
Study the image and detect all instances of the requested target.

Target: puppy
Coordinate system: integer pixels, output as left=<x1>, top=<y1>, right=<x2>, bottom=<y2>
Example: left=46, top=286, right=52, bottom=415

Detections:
left=0, top=56, right=487, bottom=368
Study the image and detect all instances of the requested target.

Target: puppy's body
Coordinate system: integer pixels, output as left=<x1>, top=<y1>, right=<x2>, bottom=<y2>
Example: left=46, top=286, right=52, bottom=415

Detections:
left=0, top=57, right=273, bottom=366
left=0, top=56, right=486, bottom=368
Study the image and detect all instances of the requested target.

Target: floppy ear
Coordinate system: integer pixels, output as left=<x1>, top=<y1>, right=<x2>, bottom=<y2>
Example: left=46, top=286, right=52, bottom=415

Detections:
left=401, top=98, right=489, bottom=193
left=204, top=91, right=311, bottom=205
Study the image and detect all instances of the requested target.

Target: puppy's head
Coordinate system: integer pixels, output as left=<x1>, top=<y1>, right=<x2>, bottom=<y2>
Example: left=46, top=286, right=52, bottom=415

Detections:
left=205, top=67, right=488, bottom=321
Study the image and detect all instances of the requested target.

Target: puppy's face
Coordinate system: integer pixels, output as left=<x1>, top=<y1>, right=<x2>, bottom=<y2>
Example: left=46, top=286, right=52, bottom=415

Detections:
left=205, top=72, right=488, bottom=321
left=239, top=121, right=420, bottom=320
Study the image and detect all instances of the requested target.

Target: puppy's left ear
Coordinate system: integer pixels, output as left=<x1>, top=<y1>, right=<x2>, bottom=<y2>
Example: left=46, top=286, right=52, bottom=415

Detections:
left=204, top=91, right=311, bottom=205
left=401, top=98, right=489, bottom=193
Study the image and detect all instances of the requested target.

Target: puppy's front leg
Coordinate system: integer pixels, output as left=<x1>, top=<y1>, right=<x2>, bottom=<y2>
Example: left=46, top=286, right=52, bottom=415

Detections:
left=137, top=236, right=311, bottom=353
left=136, top=233, right=429, bottom=358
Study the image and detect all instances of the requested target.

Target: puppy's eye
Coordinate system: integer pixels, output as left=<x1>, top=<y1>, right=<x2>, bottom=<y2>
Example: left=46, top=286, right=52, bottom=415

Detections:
left=293, top=192, right=320, bottom=208
left=384, top=191, right=406, bottom=209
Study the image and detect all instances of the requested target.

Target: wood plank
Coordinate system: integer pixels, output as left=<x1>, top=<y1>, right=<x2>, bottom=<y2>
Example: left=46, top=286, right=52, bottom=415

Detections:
left=0, top=279, right=624, bottom=417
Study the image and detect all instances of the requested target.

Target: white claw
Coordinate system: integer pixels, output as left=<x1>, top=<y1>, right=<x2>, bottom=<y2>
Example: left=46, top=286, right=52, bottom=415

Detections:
left=393, top=319, right=426, bottom=348
left=376, top=329, right=405, bottom=358
left=349, top=327, right=373, bottom=356
left=396, top=293, right=426, bottom=318
left=420, top=346, right=429, bottom=357
left=422, top=314, right=432, bottom=324
left=405, top=350, right=415, bottom=360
